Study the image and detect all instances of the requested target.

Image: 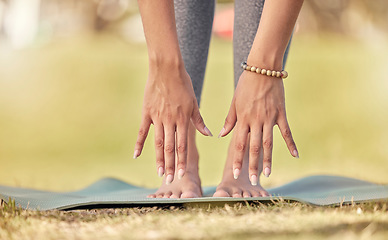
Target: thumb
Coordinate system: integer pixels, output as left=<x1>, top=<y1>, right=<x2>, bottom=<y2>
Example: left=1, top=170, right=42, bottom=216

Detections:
left=191, top=103, right=212, bottom=137
left=219, top=99, right=237, bottom=138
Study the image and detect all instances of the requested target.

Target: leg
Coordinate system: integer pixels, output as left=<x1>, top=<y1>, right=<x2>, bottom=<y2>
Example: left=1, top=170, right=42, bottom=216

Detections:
left=175, top=0, right=215, bottom=106
left=214, top=0, right=291, bottom=198
left=148, top=0, right=215, bottom=199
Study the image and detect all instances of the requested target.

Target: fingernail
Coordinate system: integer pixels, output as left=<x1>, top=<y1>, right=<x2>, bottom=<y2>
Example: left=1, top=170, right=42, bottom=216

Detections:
left=133, top=150, right=139, bottom=159
left=264, top=167, right=271, bottom=178
left=233, top=168, right=240, bottom=179
left=250, top=174, right=258, bottom=186
left=166, top=174, right=173, bottom=185
left=204, top=126, right=213, bottom=137
left=293, top=149, right=299, bottom=158
left=158, top=167, right=164, bottom=177
left=218, top=128, right=225, bottom=138
left=178, top=169, right=185, bottom=180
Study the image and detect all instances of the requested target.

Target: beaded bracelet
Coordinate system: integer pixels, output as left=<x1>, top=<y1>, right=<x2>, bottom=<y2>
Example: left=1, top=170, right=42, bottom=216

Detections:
left=241, top=61, right=288, bottom=79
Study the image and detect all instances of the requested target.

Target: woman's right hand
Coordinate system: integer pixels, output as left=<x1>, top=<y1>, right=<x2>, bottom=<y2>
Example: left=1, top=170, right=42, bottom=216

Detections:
left=133, top=61, right=212, bottom=184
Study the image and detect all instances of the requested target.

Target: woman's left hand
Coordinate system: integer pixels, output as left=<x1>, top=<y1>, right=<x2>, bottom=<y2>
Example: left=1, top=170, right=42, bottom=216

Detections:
left=219, top=70, right=299, bottom=180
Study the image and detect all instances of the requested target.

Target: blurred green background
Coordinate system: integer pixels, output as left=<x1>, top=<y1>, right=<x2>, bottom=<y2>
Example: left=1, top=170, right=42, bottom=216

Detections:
left=0, top=0, right=387, bottom=191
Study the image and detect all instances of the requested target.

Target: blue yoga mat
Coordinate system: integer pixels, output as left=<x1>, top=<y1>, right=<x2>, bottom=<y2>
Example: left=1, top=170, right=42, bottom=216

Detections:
left=1, top=175, right=387, bottom=210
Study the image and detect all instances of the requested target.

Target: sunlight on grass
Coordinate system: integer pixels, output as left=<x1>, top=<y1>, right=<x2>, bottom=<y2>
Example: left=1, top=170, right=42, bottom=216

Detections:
left=0, top=33, right=387, bottom=191
left=1, top=200, right=387, bottom=240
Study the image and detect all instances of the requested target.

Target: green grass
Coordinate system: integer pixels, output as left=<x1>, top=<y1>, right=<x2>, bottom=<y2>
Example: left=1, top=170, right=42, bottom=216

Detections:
left=0, top=32, right=388, bottom=239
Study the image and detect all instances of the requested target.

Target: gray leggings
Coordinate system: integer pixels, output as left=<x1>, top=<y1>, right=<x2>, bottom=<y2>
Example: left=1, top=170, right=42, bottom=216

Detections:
left=174, top=0, right=291, bottom=106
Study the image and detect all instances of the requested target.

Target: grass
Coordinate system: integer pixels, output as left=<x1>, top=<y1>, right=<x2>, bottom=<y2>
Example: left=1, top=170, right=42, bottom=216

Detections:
left=1, top=200, right=388, bottom=240
left=0, top=31, right=388, bottom=239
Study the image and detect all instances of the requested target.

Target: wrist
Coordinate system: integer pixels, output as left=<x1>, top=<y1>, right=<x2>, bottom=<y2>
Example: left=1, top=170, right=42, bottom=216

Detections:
left=247, top=49, right=284, bottom=70
left=148, top=52, right=188, bottom=84
left=148, top=50, right=184, bottom=70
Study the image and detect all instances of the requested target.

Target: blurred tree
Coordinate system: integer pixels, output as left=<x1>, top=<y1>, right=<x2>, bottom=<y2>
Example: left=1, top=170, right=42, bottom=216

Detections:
left=1, top=0, right=387, bottom=49
left=301, top=0, right=388, bottom=35
left=39, top=0, right=97, bottom=36
left=0, top=0, right=5, bottom=36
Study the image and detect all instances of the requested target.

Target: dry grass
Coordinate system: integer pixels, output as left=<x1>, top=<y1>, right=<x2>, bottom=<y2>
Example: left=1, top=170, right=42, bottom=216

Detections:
left=1, top=200, right=388, bottom=240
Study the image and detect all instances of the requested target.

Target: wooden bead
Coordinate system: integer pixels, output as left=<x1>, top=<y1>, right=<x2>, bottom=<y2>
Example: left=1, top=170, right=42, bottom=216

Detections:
left=241, top=62, right=288, bottom=79
left=281, top=70, right=288, bottom=78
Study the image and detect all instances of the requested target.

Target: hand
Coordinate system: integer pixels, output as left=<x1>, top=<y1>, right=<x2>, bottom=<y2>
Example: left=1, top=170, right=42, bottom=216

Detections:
left=133, top=63, right=212, bottom=184
left=219, top=70, right=298, bottom=180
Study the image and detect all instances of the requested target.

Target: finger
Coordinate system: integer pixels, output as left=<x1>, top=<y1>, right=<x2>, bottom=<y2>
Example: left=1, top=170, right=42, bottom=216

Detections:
left=249, top=127, right=262, bottom=186
left=191, top=102, right=212, bottom=137
left=219, top=98, right=237, bottom=138
left=134, top=116, right=152, bottom=159
left=232, top=125, right=249, bottom=180
left=277, top=115, right=299, bottom=158
left=154, top=122, right=165, bottom=177
left=176, top=120, right=189, bottom=179
left=262, top=124, right=274, bottom=178
left=164, top=124, right=176, bottom=185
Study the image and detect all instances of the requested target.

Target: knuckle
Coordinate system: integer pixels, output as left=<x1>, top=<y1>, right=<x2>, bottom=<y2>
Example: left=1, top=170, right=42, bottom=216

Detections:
left=177, top=114, right=187, bottom=125
left=177, top=162, right=185, bottom=169
left=249, top=165, right=258, bottom=172
left=250, top=145, right=260, bottom=154
left=155, top=139, right=164, bottom=148
left=224, top=116, right=234, bottom=126
left=283, top=128, right=292, bottom=139
left=164, top=145, right=175, bottom=154
left=177, top=144, right=186, bottom=154
left=263, top=139, right=273, bottom=149
left=233, top=160, right=242, bottom=169
left=235, top=143, right=246, bottom=152
left=194, top=114, right=204, bottom=125
left=156, top=159, right=164, bottom=167
left=135, top=141, right=144, bottom=148
left=288, top=139, right=296, bottom=148
left=178, top=109, right=188, bottom=121
left=138, top=129, right=148, bottom=138
left=165, top=166, right=174, bottom=173
left=263, top=157, right=272, bottom=165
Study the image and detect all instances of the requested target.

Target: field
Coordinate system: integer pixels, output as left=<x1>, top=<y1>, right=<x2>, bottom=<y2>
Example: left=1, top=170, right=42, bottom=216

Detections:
left=0, top=32, right=388, bottom=239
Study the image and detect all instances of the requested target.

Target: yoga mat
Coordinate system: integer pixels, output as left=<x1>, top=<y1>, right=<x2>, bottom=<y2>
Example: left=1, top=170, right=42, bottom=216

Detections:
left=1, top=175, right=387, bottom=210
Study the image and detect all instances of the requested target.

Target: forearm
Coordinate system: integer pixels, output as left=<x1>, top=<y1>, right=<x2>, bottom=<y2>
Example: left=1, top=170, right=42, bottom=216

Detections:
left=138, top=0, right=183, bottom=68
left=247, top=0, right=304, bottom=70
